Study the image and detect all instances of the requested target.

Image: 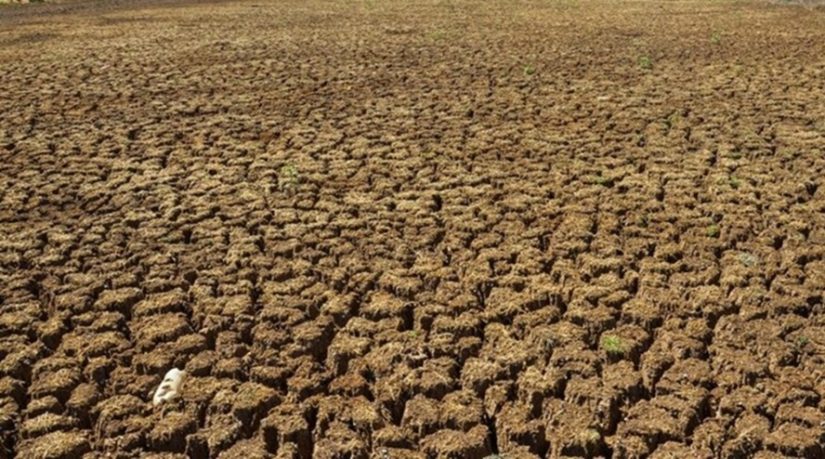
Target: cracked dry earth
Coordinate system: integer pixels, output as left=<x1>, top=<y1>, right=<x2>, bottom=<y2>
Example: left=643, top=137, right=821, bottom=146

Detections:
left=1, top=0, right=825, bottom=458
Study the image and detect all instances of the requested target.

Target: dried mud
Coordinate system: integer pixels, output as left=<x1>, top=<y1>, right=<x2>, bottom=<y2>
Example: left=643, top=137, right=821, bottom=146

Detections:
left=1, top=0, right=825, bottom=457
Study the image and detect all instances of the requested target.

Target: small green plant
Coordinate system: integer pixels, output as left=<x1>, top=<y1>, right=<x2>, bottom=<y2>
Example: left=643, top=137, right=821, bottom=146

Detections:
left=796, top=336, right=809, bottom=348
left=711, top=32, right=722, bottom=44
left=706, top=224, right=720, bottom=238
left=278, top=163, right=300, bottom=193
left=595, top=176, right=610, bottom=187
left=729, top=176, right=742, bottom=189
left=639, top=55, right=653, bottom=70
left=428, top=30, right=448, bottom=41
left=592, top=172, right=613, bottom=187
left=523, top=65, right=536, bottom=76
left=600, top=335, right=625, bottom=356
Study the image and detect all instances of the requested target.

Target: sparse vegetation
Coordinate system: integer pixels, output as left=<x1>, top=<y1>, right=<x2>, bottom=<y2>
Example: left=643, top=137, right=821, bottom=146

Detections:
left=600, top=335, right=626, bottom=356
left=711, top=32, right=722, bottom=44
left=428, top=29, right=449, bottom=41
left=523, top=64, right=536, bottom=76
left=593, top=173, right=613, bottom=187
left=707, top=224, right=720, bottom=238
left=639, top=55, right=653, bottom=70
left=279, top=163, right=300, bottom=193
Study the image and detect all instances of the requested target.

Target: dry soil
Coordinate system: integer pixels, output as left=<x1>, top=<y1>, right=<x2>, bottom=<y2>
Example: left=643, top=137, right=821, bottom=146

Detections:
left=1, top=0, right=825, bottom=457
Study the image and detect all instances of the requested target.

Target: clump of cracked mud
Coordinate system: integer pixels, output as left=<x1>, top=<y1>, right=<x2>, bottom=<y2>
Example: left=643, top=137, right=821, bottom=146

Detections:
left=1, top=0, right=825, bottom=457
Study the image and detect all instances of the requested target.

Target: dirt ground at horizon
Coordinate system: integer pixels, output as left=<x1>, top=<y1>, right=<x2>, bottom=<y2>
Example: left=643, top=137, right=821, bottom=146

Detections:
left=2, top=0, right=825, bottom=457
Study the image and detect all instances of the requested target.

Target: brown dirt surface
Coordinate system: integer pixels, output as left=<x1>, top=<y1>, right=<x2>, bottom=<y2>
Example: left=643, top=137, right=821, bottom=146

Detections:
left=2, top=0, right=825, bottom=457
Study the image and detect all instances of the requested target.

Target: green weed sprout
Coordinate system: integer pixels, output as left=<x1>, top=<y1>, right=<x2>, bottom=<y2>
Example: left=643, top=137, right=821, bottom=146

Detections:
left=639, top=55, right=653, bottom=70
left=601, top=335, right=626, bottom=356
left=279, top=163, right=300, bottom=193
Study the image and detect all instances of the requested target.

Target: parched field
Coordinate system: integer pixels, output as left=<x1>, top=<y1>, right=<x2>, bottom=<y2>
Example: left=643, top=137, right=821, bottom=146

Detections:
left=1, top=0, right=825, bottom=457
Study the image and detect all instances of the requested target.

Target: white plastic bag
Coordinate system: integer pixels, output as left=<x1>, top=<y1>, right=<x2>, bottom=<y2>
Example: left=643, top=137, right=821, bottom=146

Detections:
left=152, top=368, right=186, bottom=406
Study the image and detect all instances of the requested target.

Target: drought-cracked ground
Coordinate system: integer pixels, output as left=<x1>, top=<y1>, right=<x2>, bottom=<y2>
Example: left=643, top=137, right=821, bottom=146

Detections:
left=2, top=0, right=825, bottom=457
